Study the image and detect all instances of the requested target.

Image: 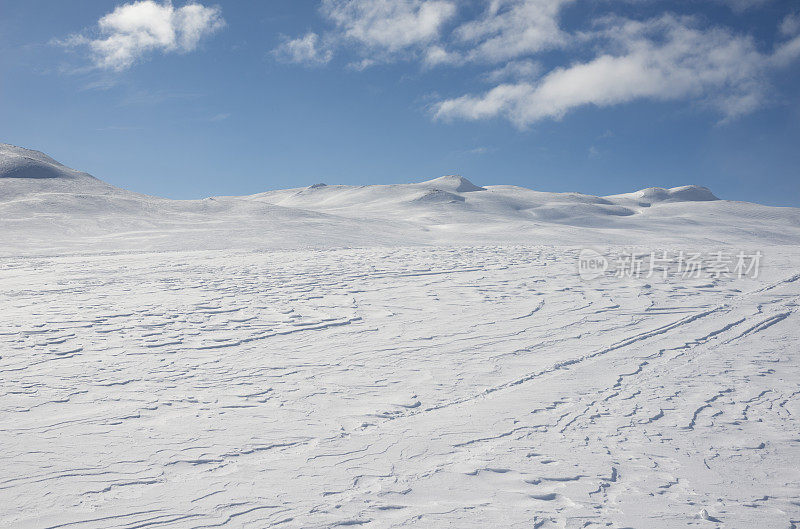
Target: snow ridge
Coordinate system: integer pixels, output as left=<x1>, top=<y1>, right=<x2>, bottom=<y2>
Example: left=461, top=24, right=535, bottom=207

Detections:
left=1, top=143, right=799, bottom=254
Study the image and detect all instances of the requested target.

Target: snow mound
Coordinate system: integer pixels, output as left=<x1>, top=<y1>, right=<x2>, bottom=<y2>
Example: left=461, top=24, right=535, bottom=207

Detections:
left=0, top=144, right=120, bottom=202
left=0, top=144, right=86, bottom=180
left=419, top=175, right=485, bottom=193
left=530, top=203, right=636, bottom=222
left=609, top=185, right=719, bottom=205
left=411, top=189, right=466, bottom=204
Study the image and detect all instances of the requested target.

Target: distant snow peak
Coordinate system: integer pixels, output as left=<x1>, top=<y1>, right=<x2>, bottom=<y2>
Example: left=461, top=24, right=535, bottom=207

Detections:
left=0, top=144, right=74, bottom=180
left=421, top=175, right=486, bottom=193
left=622, top=185, right=719, bottom=204
left=600, top=184, right=719, bottom=210
left=3, top=142, right=799, bottom=254
left=638, top=185, right=718, bottom=203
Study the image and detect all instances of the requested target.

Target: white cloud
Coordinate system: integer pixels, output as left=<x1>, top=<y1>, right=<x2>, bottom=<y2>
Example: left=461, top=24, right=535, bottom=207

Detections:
left=321, top=0, right=457, bottom=53
left=58, top=1, right=225, bottom=71
left=287, top=0, right=572, bottom=66
left=271, top=0, right=457, bottom=65
left=465, top=146, right=496, bottom=155
left=483, top=59, right=542, bottom=83
left=277, top=1, right=800, bottom=126
left=275, top=32, right=333, bottom=65
left=435, top=15, right=794, bottom=127
left=454, top=0, right=573, bottom=63
left=723, top=0, right=772, bottom=14
left=780, top=13, right=800, bottom=37
left=772, top=14, right=800, bottom=66
left=771, top=33, right=800, bottom=68
left=422, top=45, right=460, bottom=66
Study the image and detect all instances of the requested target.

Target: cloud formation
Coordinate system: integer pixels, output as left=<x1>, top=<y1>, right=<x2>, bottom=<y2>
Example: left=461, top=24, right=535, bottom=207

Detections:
left=323, top=0, right=457, bottom=53
left=278, top=0, right=800, bottom=126
left=275, top=32, right=333, bottom=65
left=453, top=0, right=572, bottom=63
left=436, top=15, right=779, bottom=126
left=58, top=1, right=225, bottom=71
left=277, top=0, right=457, bottom=66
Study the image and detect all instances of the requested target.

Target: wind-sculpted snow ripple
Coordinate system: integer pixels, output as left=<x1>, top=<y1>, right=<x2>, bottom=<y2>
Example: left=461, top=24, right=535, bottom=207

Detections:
left=0, top=246, right=798, bottom=528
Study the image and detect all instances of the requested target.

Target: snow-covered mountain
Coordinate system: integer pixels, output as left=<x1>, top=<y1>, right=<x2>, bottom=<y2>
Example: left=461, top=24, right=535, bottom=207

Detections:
left=2, top=143, right=799, bottom=254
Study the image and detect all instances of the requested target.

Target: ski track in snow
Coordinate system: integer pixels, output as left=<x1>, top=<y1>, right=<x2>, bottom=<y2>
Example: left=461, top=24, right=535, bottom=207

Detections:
left=1, top=246, right=799, bottom=528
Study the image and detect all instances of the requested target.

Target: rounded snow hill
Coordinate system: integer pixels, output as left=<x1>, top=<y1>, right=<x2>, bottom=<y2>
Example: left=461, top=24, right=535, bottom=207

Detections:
left=418, top=175, right=486, bottom=193
left=0, top=144, right=88, bottom=180
left=0, top=144, right=121, bottom=201
left=607, top=185, right=719, bottom=206
left=4, top=142, right=800, bottom=252
left=411, top=189, right=466, bottom=204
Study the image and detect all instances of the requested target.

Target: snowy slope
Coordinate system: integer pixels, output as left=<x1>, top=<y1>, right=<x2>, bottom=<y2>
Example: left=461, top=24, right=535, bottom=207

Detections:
left=1, top=144, right=800, bottom=528
left=2, top=143, right=800, bottom=254
left=247, top=176, right=800, bottom=245
left=2, top=247, right=799, bottom=528
left=0, top=144, right=416, bottom=254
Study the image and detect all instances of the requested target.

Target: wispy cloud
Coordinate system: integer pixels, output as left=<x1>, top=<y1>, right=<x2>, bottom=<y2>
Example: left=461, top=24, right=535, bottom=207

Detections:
left=434, top=14, right=800, bottom=127
left=273, top=0, right=457, bottom=66
left=482, top=60, right=542, bottom=83
left=453, top=0, right=573, bottom=63
left=723, top=0, right=773, bottom=14
left=274, top=32, right=332, bottom=65
left=278, top=0, right=800, bottom=126
left=119, top=89, right=203, bottom=106
left=55, top=0, right=225, bottom=71
left=322, top=0, right=456, bottom=54
left=465, top=146, right=496, bottom=155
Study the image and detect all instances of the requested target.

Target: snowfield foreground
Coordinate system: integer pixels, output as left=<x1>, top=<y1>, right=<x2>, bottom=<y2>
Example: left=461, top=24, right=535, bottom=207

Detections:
left=3, top=247, right=800, bottom=528
left=1, top=144, right=800, bottom=527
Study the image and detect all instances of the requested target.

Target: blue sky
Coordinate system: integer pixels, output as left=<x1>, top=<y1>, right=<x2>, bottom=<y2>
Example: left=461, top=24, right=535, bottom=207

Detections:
left=1, top=0, right=799, bottom=205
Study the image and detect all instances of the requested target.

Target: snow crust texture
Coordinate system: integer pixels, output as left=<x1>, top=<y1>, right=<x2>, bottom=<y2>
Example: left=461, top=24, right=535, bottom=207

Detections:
left=1, top=247, right=800, bottom=528
left=2, top=145, right=800, bottom=527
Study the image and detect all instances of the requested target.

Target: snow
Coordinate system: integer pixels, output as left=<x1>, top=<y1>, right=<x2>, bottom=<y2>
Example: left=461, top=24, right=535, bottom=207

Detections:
left=608, top=184, right=720, bottom=205
left=1, top=144, right=800, bottom=528
left=4, top=143, right=800, bottom=255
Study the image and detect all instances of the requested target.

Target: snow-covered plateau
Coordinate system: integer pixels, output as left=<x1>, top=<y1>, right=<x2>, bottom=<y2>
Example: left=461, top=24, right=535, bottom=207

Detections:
left=1, top=143, right=799, bottom=528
